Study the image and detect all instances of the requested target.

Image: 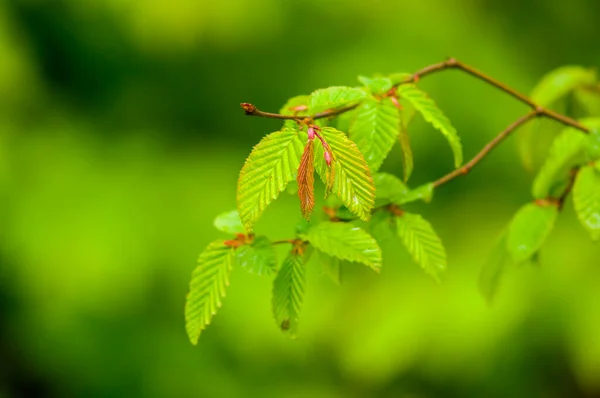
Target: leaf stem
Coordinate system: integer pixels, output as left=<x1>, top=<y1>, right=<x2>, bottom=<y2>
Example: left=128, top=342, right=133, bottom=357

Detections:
left=271, top=239, right=298, bottom=245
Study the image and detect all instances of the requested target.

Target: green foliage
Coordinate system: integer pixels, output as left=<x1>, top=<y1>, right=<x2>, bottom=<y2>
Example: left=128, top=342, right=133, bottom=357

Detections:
left=213, top=210, right=245, bottom=235
left=506, top=202, right=558, bottom=264
left=271, top=250, right=307, bottom=337
left=573, top=165, right=600, bottom=241
left=398, top=111, right=414, bottom=182
left=395, top=212, right=447, bottom=282
left=235, top=236, right=277, bottom=275
left=318, top=251, right=342, bottom=285
left=357, top=75, right=393, bottom=96
left=309, top=86, right=367, bottom=113
left=237, top=129, right=304, bottom=231
left=479, top=232, right=510, bottom=303
left=314, top=127, right=376, bottom=221
left=373, top=172, right=408, bottom=207
left=349, top=98, right=401, bottom=172
left=185, top=241, right=234, bottom=345
left=396, top=84, right=463, bottom=168
left=302, top=222, right=382, bottom=272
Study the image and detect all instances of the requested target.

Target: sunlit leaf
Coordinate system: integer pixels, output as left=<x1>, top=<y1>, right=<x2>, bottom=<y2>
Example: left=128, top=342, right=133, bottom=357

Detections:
left=349, top=98, right=401, bottom=172
left=398, top=111, right=414, bottom=182
left=309, top=86, right=367, bottom=114
left=396, top=84, right=463, bottom=168
left=314, top=127, right=375, bottom=221
left=530, top=66, right=596, bottom=106
left=185, top=241, right=234, bottom=345
left=235, top=236, right=277, bottom=275
left=272, top=250, right=306, bottom=337
left=213, top=210, right=245, bottom=235
left=302, top=222, right=382, bottom=271
left=280, top=95, right=309, bottom=129
left=358, top=75, right=393, bottom=95
left=479, top=232, right=511, bottom=303
left=297, top=140, right=315, bottom=220
left=237, top=129, right=304, bottom=231
left=388, top=72, right=412, bottom=85
left=573, top=165, right=600, bottom=241
left=506, top=202, right=558, bottom=263
left=395, top=212, right=446, bottom=282
left=373, top=172, right=408, bottom=207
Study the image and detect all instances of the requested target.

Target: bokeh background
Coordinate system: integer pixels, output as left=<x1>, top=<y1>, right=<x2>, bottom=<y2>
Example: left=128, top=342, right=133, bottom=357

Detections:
left=1, top=0, right=600, bottom=397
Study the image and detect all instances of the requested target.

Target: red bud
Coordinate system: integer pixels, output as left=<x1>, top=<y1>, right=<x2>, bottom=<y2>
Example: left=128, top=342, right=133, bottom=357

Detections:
left=324, top=151, right=332, bottom=166
left=390, top=96, right=402, bottom=110
left=307, top=126, right=316, bottom=140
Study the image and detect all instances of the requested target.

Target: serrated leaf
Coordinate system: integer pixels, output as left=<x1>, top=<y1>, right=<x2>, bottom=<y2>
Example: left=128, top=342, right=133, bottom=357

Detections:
left=213, top=210, right=245, bottom=235
left=532, top=127, right=588, bottom=199
left=573, top=165, right=600, bottom=241
left=530, top=66, right=596, bottom=105
left=396, top=84, right=463, bottom=168
left=314, top=127, right=375, bottom=221
left=303, top=222, right=382, bottom=271
left=373, top=172, right=408, bottom=207
left=272, top=251, right=306, bottom=337
left=297, top=140, right=315, bottom=220
left=506, top=203, right=558, bottom=263
left=318, top=251, right=341, bottom=285
left=479, top=232, right=511, bottom=303
left=349, top=98, right=401, bottom=172
left=235, top=236, right=277, bottom=275
left=185, top=241, right=234, bottom=345
left=358, top=75, right=393, bottom=95
left=237, top=130, right=304, bottom=231
left=398, top=111, right=414, bottom=182
left=395, top=212, right=446, bottom=282
left=309, top=86, right=367, bottom=114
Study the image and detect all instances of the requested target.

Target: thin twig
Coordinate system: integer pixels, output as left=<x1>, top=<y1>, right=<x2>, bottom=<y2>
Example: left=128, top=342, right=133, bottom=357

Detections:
left=557, top=167, right=580, bottom=210
left=240, top=103, right=301, bottom=121
left=271, top=239, right=297, bottom=245
left=433, top=111, right=540, bottom=188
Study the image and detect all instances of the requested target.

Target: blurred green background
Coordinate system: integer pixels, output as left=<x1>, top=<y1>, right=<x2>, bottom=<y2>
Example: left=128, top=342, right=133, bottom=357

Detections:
left=1, top=0, right=600, bottom=397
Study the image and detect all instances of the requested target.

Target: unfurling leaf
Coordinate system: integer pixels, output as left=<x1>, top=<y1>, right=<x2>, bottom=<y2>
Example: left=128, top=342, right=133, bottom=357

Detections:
left=235, top=236, right=277, bottom=275
left=395, top=212, right=447, bottom=282
left=213, top=210, right=245, bottom=235
left=237, top=129, right=304, bottom=231
left=358, top=75, right=393, bottom=96
left=185, top=241, right=234, bottom=345
left=314, top=127, right=376, bottom=221
left=398, top=112, right=414, bottom=182
left=573, top=165, right=600, bottom=241
left=349, top=97, right=401, bottom=172
left=272, top=250, right=307, bottom=337
left=318, top=251, right=342, bottom=285
left=506, top=202, right=558, bottom=263
left=479, top=232, right=511, bottom=303
left=303, top=222, right=382, bottom=272
left=373, top=172, right=408, bottom=207
left=309, top=86, right=367, bottom=113
left=532, top=127, right=587, bottom=199
left=396, top=84, right=463, bottom=168
left=297, top=140, right=316, bottom=220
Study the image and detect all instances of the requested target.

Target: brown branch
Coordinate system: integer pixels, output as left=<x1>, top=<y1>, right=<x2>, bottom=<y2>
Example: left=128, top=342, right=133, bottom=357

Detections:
left=240, top=103, right=301, bottom=121
left=557, top=167, right=580, bottom=210
left=433, top=111, right=540, bottom=188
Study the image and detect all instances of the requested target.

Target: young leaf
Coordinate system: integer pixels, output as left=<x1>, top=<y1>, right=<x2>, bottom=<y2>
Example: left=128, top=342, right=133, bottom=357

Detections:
left=581, top=118, right=600, bottom=159
left=280, top=95, right=309, bottom=129
left=395, top=212, right=447, bottom=282
left=373, top=172, right=408, bottom=207
left=396, top=84, right=463, bottom=168
left=235, top=236, right=277, bottom=275
left=358, top=75, right=393, bottom=95
left=297, top=140, right=315, bottom=220
left=237, top=129, right=304, bottom=231
left=506, top=202, right=558, bottom=263
left=530, top=66, right=596, bottom=106
left=573, top=165, right=600, bottom=241
left=309, top=86, right=367, bottom=113
left=272, top=251, right=306, bottom=337
left=185, top=241, right=234, bottom=345
left=302, top=222, right=382, bottom=271
left=349, top=97, right=401, bottom=172
left=479, top=232, right=511, bottom=303
left=318, top=251, right=342, bottom=285
left=388, top=72, right=412, bottom=85
left=213, top=210, right=245, bottom=235
left=532, top=127, right=588, bottom=199
left=398, top=112, right=414, bottom=182
left=396, top=183, right=434, bottom=205
left=314, top=127, right=376, bottom=221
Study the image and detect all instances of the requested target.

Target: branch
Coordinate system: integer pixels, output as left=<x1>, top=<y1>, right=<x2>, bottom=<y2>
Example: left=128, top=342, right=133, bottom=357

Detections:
left=557, top=167, right=580, bottom=210
left=433, top=111, right=540, bottom=188
left=240, top=103, right=301, bottom=121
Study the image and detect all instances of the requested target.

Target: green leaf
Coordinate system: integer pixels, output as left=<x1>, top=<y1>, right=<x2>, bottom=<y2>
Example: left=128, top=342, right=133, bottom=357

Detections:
left=185, top=241, right=234, bottom=345
left=388, top=72, right=412, bottom=85
left=369, top=210, right=397, bottom=243
left=235, top=236, right=277, bottom=275
left=581, top=118, right=600, bottom=159
left=318, top=251, right=342, bottom=285
left=358, top=75, right=393, bottom=95
left=237, top=129, right=304, bottom=231
left=349, top=98, right=401, bottom=172
left=280, top=95, right=309, bottom=129
left=213, top=210, right=245, bottom=235
left=373, top=172, right=408, bottom=207
left=573, top=165, right=600, bottom=241
left=303, top=221, right=382, bottom=271
left=396, top=183, right=435, bottom=205
left=395, top=212, right=447, bottom=282
left=479, top=232, right=511, bottom=303
left=396, top=84, right=463, bottom=168
left=530, top=66, right=596, bottom=105
left=506, top=202, right=558, bottom=263
left=309, top=86, right=367, bottom=113
left=532, top=127, right=588, bottom=199
left=272, top=251, right=307, bottom=337
left=398, top=111, right=414, bottom=182
left=574, top=85, right=600, bottom=116
left=314, top=127, right=376, bottom=221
